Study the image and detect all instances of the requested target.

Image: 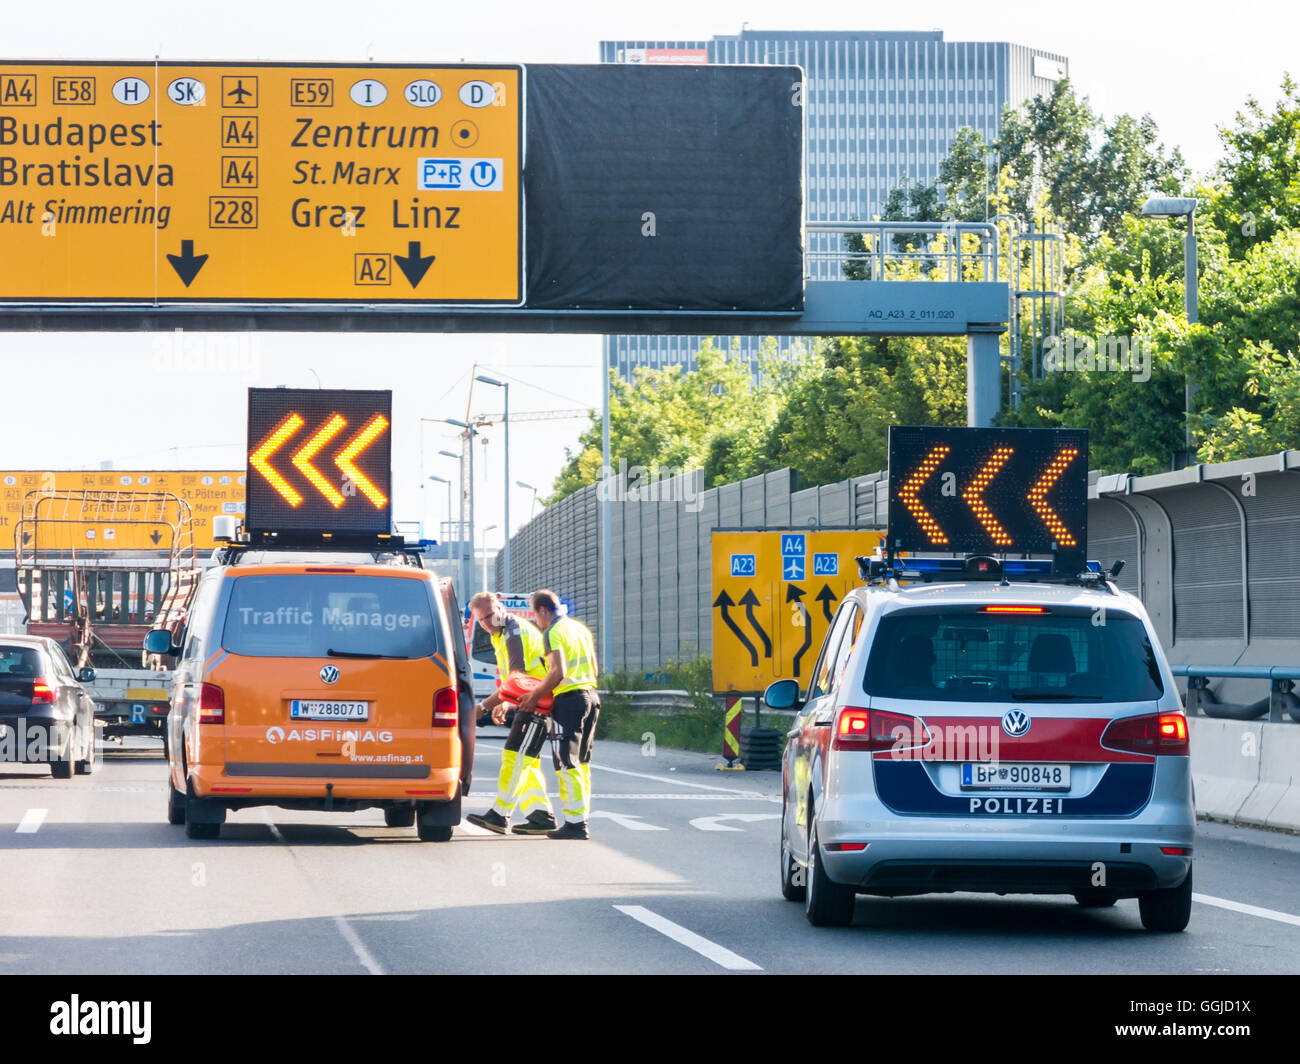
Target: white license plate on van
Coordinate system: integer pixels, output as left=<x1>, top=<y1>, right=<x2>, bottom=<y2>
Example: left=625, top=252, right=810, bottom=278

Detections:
left=290, top=700, right=370, bottom=721
left=961, top=763, right=1071, bottom=789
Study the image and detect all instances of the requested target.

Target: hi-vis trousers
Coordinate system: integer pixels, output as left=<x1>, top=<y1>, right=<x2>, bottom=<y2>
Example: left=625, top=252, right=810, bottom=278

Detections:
left=550, top=688, right=600, bottom=825
left=490, top=710, right=554, bottom=821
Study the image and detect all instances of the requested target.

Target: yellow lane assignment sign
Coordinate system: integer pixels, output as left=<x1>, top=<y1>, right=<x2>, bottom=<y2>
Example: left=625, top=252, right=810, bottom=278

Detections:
left=0, top=471, right=245, bottom=552
left=0, top=63, right=522, bottom=304
left=711, top=529, right=883, bottom=695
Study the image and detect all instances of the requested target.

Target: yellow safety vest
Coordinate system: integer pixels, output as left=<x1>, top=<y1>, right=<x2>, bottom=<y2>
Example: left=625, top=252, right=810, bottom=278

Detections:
left=543, top=615, right=598, bottom=694
left=490, top=616, right=548, bottom=681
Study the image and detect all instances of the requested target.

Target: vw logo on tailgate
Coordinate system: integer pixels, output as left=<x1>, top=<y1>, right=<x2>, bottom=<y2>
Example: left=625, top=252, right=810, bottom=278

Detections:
left=319, top=665, right=340, bottom=685
left=1001, top=709, right=1032, bottom=737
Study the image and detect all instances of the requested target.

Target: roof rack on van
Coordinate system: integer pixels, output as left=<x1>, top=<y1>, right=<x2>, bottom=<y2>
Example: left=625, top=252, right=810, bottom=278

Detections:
left=855, top=553, right=1124, bottom=594
left=216, top=531, right=426, bottom=567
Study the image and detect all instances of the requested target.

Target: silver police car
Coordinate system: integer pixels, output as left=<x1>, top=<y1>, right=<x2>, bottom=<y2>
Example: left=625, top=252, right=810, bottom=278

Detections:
left=769, top=566, right=1195, bottom=931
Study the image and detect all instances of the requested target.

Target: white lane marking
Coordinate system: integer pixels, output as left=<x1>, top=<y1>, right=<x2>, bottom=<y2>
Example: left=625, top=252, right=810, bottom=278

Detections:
left=1194, top=893, right=1300, bottom=929
left=594, top=763, right=780, bottom=799
left=588, top=811, right=666, bottom=831
left=16, top=808, right=48, bottom=834
left=261, top=812, right=385, bottom=975
left=458, top=818, right=493, bottom=836
left=689, top=813, right=782, bottom=832
left=614, top=905, right=761, bottom=971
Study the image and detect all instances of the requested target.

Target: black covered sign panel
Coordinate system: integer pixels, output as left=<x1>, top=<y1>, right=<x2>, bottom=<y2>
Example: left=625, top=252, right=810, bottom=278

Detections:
left=246, top=388, right=393, bottom=536
left=887, top=426, right=1089, bottom=557
left=523, top=64, right=804, bottom=311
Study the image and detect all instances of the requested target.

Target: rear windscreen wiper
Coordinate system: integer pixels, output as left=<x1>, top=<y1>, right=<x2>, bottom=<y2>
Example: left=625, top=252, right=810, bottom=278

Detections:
left=1011, top=689, right=1102, bottom=701
left=326, top=648, right=406, bottom=659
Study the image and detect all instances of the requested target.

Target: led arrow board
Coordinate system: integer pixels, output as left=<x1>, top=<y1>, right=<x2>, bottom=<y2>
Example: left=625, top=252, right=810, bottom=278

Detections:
left=886, top=426, right=1089, bottom=563
left=246, top=388, right=392, bottom=536
left=0, top=62, right=521, bottom=304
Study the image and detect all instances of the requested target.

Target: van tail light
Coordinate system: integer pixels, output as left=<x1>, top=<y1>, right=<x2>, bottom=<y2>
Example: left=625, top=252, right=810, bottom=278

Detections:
left=198, top=683, right=225, bottom=724
left=30, top=679, right=55, bottom=705
left=832, top=706, right=930, bottom=752
left=433, top=687, right=458, bottom=728
left=1102, top=712, right=1188, bottom=756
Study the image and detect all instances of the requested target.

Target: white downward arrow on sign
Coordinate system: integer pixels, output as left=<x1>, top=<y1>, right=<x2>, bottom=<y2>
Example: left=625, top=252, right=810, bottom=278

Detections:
left=588, top=811, right=667, bottom=831
left=689, top=813, right=782, bottom=832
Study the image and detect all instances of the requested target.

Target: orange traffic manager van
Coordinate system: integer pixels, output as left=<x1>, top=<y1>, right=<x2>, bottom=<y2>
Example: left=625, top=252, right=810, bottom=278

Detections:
left=149, top=553, right=475, bottom=841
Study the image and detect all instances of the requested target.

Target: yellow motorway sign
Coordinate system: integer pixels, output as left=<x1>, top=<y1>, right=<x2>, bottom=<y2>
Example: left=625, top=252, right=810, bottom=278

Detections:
left=0, top=62, right=521, bottom=304
left=0, top=471, right=245, bottom=551
left=711, top=529, right=883, bottom=695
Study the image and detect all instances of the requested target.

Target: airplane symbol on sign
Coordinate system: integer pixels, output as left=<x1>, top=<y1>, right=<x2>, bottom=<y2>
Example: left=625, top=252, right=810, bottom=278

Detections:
left=783, top=556, right=805, bottom=580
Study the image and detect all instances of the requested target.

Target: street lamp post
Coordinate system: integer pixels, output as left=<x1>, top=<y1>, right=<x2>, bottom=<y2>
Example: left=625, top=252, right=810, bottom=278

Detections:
left=427, top=475, right=451, bottom=566
left=516, top=479, right=539, bottom=519
left=1140, top=196, right=1199, bottom=463
left=481, top=524, right=498, bottom=591
left=475, top=375, right=510, bottom=589
left=439, top=440, right=470, bottom=594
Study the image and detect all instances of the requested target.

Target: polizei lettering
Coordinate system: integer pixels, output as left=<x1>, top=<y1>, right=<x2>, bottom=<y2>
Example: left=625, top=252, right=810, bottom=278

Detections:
left=968, top=796, right=1064, bottom=815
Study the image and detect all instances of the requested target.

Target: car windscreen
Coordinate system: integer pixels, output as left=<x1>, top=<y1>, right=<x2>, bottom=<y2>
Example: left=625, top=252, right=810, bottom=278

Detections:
left=220, top=575, right=440, bottom=659
left=863, top=606, right=1165, bottom=703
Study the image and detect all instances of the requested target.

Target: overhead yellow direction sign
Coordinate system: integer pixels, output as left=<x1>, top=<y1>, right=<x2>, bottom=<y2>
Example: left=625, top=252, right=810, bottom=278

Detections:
left=0, top=62, right=522, bottom=304
left=0, top=471, right=245, bottom=552
left=710, top=529, right=882, bottom=695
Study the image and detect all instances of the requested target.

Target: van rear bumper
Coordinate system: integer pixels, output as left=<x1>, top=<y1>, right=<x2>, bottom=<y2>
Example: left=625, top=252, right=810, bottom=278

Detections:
left=191, top=763, right=460, bottom=799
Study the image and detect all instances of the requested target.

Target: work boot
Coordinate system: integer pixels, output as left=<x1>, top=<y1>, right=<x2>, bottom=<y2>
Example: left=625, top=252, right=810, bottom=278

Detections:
left=546, top=821, right=590, bottom=841
left=512, top=810, right=559, bottom=835
left=466, top=809, right=510, bottom=835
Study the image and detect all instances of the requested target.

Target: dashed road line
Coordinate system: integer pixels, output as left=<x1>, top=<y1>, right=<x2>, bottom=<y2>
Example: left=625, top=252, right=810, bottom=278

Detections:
left=261, top=812, right=384, bottom=975
left=614, top=905, right=761, bottom=971
left=16, top=808, right=47, bottom=833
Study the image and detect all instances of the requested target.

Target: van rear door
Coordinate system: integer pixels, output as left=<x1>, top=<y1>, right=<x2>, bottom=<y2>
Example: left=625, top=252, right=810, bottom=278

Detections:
left=214, top=570, right=458, bottom=782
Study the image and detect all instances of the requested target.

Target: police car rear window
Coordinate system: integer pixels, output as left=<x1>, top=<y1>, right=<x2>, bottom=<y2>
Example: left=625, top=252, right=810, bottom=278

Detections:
left=863, top=607, right=1164, bottom=703
left=221, top=575, right=440, bottom=659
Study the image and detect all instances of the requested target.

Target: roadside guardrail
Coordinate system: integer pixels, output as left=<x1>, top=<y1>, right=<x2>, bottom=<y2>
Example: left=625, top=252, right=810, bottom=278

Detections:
left=1170, top=665, right=1300, bottom=722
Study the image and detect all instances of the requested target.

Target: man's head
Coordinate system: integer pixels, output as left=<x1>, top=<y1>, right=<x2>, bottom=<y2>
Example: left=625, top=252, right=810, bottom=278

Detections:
left=531, top=588, right=561, bottom=628
left=469, top=591, right=505, bottom=634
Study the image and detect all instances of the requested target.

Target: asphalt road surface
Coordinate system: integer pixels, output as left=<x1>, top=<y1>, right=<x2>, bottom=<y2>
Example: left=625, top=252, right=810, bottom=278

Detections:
left=2, top=732, right=1299, bottom=974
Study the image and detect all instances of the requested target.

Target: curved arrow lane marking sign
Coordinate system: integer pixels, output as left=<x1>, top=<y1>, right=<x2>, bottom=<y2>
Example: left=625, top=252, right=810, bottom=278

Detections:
left=689, top=813, right=782, bottom=832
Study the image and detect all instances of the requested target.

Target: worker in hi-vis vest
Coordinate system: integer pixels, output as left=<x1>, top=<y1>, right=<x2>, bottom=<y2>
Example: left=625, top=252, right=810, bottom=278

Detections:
left=517, top=589, right=600, bottom=840
left=464, top=592, right=558, bottom=836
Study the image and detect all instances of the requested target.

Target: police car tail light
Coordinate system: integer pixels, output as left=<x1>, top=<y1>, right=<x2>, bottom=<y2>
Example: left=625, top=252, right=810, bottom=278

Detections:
left=432, top=687, right=458, bottom=728
left=30, top=679, right=55, bottom=705
left=1101, top=711, right=1188, bottom=756
left=199, top=683, right=225, bottom=725
left=833, top=707, right=929, bottom=752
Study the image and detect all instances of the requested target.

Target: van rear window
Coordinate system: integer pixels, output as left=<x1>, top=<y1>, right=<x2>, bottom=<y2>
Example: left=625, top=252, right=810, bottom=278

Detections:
left=221, top=575, right=440, bottom=659
left=863, top=607, right=1165, bottom=703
